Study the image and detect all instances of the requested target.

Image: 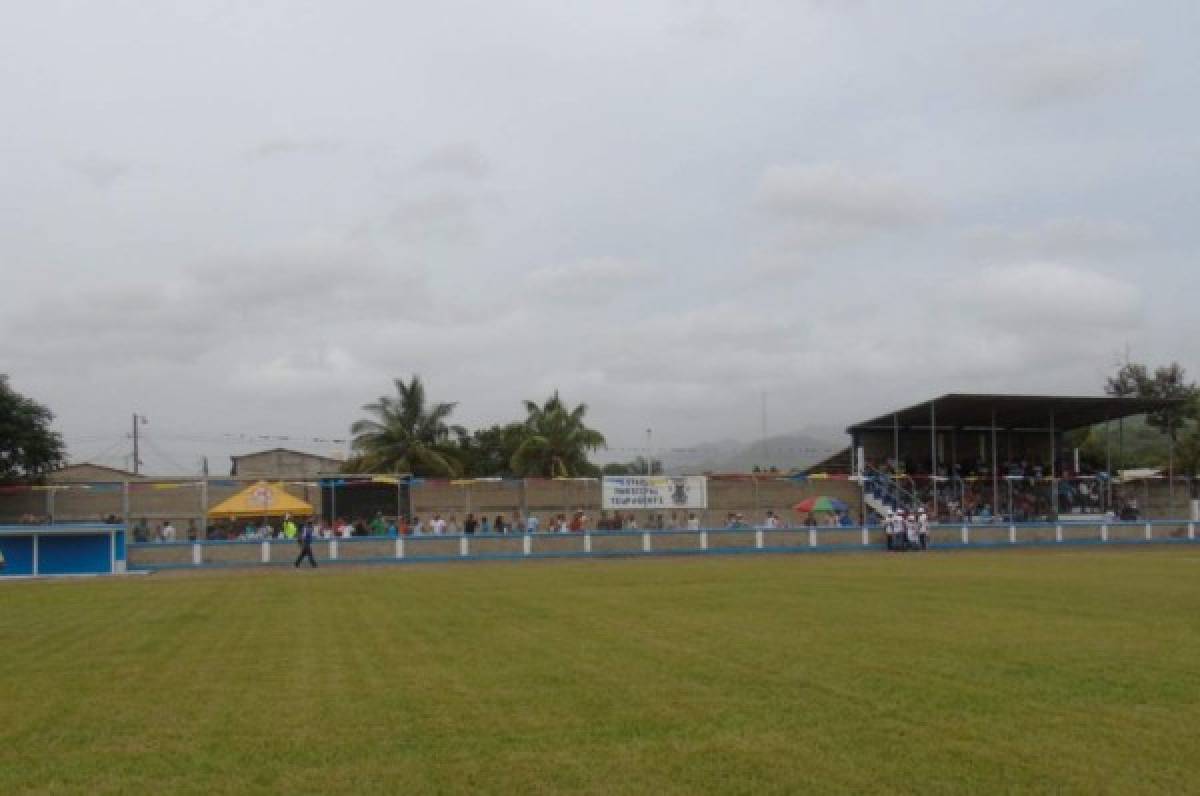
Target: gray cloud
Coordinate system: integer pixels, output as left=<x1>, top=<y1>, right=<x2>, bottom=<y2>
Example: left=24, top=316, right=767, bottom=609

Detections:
left=993, top=39, right=1144, bottom=108
left=756, top=162, right=935, bottom=244
left=245, top=138, right=341, bottom=160
left=965, top=218, right=1150, bottom=261
left=65, top=156, right=135, bottom=189
left=410, top=143, right=490, bottom=180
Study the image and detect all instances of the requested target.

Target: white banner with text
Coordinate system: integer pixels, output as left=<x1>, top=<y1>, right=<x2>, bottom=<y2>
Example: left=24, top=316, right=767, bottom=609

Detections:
left=601, top=476, right=708, bottom=510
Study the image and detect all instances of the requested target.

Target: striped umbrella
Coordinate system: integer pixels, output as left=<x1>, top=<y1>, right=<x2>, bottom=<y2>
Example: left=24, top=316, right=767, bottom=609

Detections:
left=792, top=496, right=848, bottom=514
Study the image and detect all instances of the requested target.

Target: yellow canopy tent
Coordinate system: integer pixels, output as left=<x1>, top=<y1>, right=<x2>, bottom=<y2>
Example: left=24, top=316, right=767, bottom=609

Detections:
left=207, top=481, right=314, bottom=519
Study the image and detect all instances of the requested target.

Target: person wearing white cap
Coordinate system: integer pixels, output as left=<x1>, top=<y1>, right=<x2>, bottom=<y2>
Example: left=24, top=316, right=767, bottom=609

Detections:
left=917, top=507, right=930, bottom=551
left=905, top=510, right=918, bottom=550
left=884, top=509, right=896, bottom=550
left=891, top=509, right=907, bottom=551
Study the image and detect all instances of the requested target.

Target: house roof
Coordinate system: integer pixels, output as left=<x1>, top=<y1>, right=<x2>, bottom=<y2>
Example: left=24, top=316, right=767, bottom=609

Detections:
left=847, top=393, right=1183, bottom=434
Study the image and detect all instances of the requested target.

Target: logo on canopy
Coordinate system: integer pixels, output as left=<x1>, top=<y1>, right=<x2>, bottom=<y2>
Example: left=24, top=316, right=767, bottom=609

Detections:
left=249, top=485, right=274, bottom=508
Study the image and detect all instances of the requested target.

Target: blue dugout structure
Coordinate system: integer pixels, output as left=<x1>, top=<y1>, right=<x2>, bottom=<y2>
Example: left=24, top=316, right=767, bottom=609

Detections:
left=0, top=523, right=127, bottom=577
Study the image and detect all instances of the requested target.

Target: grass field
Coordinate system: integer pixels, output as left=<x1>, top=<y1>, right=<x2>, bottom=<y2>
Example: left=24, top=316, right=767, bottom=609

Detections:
left=2, top=548, right=1199, bottom=794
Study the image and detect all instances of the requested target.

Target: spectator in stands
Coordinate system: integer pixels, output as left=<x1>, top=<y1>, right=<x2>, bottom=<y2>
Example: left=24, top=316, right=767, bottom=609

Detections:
left=494, top=515, right=507, bottom=534
left=687, top=513, right=700, bottom=531
left=161, top=521, right=177, bottom=543
left=525, top=514, right=540, bottom=533
left=480, top=516, right=491, bottom=534
left=763, top=510, right=780, bottom=530
left=282, top=515, right=298, bottom=541
left=133, top=519, right=148, bottom=543
left=917, top=508, right=929, bottom=550
left=431, top=514, right=446, bottom=535
left=447, top=514, right=460, bottom=534
left=369, top=512, right=387, bottom=536
left=463, top=513, right=478, bottom=534
left=386, top=518, right=398, bottom=537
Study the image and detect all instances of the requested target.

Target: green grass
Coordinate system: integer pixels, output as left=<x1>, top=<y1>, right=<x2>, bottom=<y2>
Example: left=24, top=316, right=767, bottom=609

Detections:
left=2, top=548, right=1199, bottom=794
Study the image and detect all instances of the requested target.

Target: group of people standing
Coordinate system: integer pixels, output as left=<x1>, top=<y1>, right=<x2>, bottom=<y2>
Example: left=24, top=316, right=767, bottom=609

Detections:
left=884, top=507, right=929, bottom=551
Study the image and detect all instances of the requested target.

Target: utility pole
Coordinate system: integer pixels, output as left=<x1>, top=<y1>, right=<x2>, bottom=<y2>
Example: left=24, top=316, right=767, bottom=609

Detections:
left=131, top=414, right=148, bottom=474
left=646, top=428, right=652, bottom=475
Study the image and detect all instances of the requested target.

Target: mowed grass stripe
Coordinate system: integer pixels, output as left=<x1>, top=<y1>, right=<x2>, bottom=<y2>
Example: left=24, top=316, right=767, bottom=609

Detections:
left=1, top=548, right=1198, bottom=794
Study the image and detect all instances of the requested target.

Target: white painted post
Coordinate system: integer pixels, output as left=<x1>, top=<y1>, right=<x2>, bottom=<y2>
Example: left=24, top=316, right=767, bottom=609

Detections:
left=192, top=543, right=202, bottom=566
left=861, top=526, right=869, bottom=546
left=1009, top=524, right=1016, bottom=544
left=1055, top=525, right=1063, bottom=543
left=460, top=536, right=469, bottom=557
left=395, top=537, right=404, bottom=559
left=32, top=533, right=39, bottom=576
left=330, top=538, right=339, bottom=560
left=523, top=534, right=532, bottom=556
left=1101, top=524, right=1109, bottom=542
left=1189, top=522, right=1196, bottom=540
left=1144, top=522, right=1152, bottom=541
left=808, top=528, right=817, bottom=548
left=642, top=531, right=651, bottom=553
left=755, top=529, right=764, bottom=549
left=584, top=533, right=592, bottom=554
left=700, top=530, right=708, bottom=550
left=961, top=525, right=969, bottom=545
left=260, top=540, right=269, bottom=563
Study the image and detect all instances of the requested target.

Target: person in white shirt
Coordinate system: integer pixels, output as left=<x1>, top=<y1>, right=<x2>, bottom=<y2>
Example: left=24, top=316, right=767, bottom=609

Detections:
left=431, top=515, right=447, bottom=535
left=890, top=510, right=904, bottom=551
left=763, top=510, right=780, bottom=530
left=411, top=517, right=424, bottom=535
left=917, top=508, right=930, bottom=550
left=161, top=521, right=177, bottom=542
left=905, top=511, right=919, bottom=550
left=686, top=513, right=700, bottom=531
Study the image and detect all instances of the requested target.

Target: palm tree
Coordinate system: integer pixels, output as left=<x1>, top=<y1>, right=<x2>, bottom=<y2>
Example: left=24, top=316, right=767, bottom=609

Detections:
left=347, top=376, right=465, bottom=476
left=510, top=391, right=606, bottom=477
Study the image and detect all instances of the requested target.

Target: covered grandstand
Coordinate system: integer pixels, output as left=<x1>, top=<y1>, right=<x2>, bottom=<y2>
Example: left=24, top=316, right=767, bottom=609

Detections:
left=821, top=394, right=1186, bottom=522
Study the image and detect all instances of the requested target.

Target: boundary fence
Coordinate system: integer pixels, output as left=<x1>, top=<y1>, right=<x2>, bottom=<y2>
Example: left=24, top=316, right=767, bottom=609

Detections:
left=125, top=519, right=1200, bottom=571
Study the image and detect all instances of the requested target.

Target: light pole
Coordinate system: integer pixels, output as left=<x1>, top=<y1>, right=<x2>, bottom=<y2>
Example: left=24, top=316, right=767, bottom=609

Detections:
left=646, top=428, right=653, bottom=475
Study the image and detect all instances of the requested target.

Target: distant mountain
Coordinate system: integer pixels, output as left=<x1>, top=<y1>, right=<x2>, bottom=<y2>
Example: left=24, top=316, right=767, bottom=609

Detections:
left=659, top=429, right=844, bottom=474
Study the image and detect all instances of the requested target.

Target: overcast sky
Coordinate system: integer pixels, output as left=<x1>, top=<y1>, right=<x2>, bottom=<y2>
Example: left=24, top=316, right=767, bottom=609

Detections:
left=2, top=1, right=1198, bottom=474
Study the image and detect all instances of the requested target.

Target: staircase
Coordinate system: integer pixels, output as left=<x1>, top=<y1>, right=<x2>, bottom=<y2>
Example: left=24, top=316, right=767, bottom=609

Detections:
left=861, top=467, right=920, bottom=519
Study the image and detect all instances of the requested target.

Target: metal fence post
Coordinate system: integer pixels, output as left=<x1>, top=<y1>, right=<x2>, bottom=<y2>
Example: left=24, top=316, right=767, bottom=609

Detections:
left=961, top=524, right=969, bottom=545
left=755, top=529, right=764, bottom=549
left=1055, top=524, right=1063, bottom=543
left=700, top=530, right=708, bottom=550
left=1009, top=524, right=1016, bottom=544
left=1101, top=524, right=1108, bottom=542
left=395, top=537, right=404, bottom=559
left=808, top=527, right=817, bottom=548
left=460, top=536, right=469, bottom=557
left=1144, top=522, right=1152, bottom=542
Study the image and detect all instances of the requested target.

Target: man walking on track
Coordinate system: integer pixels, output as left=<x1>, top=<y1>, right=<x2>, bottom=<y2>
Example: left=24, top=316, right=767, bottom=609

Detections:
left=294, top=520, right=318, bottom=568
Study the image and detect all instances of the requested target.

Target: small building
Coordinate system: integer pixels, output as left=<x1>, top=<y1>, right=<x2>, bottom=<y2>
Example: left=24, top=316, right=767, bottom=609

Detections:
left=230, top=448, right=344, bottom=478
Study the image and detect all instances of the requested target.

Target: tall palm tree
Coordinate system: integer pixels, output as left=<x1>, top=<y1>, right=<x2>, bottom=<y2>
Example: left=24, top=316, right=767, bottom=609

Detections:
left=347, top=376, right=465, bottom=476
left=510, top=391, right=606, bottom=477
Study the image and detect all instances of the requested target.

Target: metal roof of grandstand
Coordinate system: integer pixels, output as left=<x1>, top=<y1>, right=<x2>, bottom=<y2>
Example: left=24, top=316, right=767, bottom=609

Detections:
left=847, top=393, right=1183, bottom=433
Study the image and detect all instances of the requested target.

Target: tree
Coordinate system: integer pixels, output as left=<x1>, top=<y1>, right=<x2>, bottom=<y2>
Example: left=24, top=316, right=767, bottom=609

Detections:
left=510, top=391, right=606, bottom=477
left=346, top=376, right=464, bottom=476
left=454, top=423, right=528, bottom=477
left=0, top=375, right=65, bottom=480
